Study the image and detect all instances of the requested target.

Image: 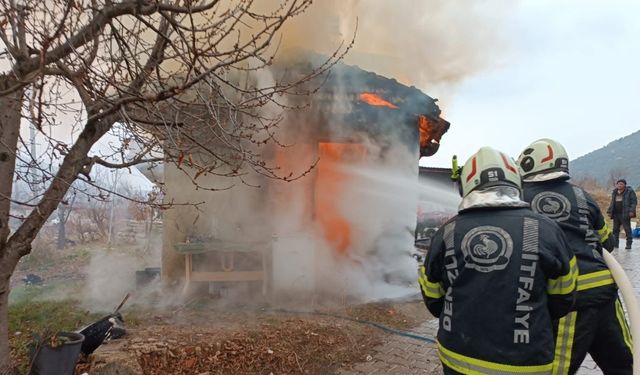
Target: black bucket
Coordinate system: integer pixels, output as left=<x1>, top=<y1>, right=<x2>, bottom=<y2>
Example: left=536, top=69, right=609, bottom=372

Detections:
left=29, top=331, right=84, bottom=375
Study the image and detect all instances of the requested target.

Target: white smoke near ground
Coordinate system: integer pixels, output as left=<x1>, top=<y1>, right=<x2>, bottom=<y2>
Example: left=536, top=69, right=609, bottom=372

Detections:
left=81, top=252, right=142, bottom=312
left=80, top=240, right=177, bottom=313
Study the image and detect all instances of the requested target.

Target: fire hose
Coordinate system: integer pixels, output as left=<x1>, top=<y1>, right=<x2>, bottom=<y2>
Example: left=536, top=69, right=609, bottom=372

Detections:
left=602, top=250, right=640, bottom=375
left=269, top=308, right=436, bottom=343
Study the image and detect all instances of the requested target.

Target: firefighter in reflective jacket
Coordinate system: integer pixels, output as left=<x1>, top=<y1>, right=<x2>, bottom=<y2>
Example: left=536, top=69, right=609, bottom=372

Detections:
left=517, top=138, right=632, bottom=375
left=419, top=146, right=577, bottom=375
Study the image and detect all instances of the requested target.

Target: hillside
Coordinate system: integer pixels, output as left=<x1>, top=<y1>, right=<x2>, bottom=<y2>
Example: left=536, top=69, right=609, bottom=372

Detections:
left=570, top=130, right=640, bottom=189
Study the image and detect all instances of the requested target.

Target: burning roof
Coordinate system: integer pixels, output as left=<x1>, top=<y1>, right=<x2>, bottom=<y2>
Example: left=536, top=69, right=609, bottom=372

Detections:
left=276, top=55, right=450, bottom=157
left=128, top=51, right=449, bottom=164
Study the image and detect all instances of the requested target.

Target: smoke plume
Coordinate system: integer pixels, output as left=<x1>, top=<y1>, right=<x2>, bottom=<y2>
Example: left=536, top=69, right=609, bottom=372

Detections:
left=276, top=0, right=513, bottom=90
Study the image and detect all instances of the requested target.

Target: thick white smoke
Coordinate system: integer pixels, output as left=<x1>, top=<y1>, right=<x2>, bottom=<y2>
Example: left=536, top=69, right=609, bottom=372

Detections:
left=276, top=0, right=514, bottom=90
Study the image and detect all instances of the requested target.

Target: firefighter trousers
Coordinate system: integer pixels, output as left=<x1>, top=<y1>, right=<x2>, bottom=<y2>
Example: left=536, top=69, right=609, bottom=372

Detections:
left=552, top=296, right=633, bottom=375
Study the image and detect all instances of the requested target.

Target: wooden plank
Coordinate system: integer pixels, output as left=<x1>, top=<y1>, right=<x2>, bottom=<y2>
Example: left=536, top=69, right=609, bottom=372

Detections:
left=174, top=241, right=269, bottom=254
left=190, top=271, right=264, bottom=282
left=182, top=254, right=193, bottom=295
left=185, top=254, right=192, bottom=282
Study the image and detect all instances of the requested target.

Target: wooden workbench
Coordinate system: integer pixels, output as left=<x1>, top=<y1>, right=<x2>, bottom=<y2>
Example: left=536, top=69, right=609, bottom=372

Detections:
left=174, top=240, right=270, bottom=295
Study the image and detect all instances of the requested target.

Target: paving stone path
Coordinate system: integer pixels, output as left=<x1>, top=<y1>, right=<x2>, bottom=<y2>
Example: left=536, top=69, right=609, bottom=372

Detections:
left=341, top=238, right=640, bottom=374
left=339, top=320, right=441, bottom=374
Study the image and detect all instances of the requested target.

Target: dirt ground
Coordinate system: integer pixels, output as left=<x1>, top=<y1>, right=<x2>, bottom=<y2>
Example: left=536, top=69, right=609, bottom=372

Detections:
left=68, top=300, right=428, bottom=375
left=89, top=316, right=376, bottom=374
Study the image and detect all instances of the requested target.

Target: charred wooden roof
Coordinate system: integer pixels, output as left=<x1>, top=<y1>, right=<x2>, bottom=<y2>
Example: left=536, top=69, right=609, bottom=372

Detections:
left=276, top=55, right=450, bottom=157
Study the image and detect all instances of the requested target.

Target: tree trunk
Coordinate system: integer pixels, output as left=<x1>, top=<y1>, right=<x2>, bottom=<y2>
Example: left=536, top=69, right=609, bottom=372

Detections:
left=0, top=78, right=22, bottom=249
left=0, top=263, right=11, bottom=372
left=0, top=76, right=23, bottom=371
left=0, top=248, right=22, bottom=372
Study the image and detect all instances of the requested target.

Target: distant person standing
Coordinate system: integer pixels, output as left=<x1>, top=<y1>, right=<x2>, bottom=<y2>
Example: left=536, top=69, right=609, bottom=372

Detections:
left=607, top=179, right=637, bottom=250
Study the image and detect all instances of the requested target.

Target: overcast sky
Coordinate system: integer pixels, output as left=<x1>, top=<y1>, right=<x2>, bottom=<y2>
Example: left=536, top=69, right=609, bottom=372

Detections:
left=420, top=0, right=640, bottom=169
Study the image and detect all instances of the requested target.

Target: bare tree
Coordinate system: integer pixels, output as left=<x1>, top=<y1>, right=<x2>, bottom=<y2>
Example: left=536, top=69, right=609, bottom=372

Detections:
left=68, top=209, right=101, bottom=243
left=572, top=175, right=603, bottom=192
left=0, top=0, right=346, bottom=368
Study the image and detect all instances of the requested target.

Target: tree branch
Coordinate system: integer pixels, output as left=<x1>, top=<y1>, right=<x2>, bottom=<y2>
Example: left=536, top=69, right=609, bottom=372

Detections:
left=93, top=156, right=164, bottom=169
left=14, top=0, right=215, bottom=76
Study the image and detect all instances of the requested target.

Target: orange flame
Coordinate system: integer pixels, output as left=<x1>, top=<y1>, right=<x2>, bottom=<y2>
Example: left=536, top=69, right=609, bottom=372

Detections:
left=315, top=143, right=367, bottom=254
left=418, top=115, right=434, bottom=149
left=359, top=92, right=398, bottom=109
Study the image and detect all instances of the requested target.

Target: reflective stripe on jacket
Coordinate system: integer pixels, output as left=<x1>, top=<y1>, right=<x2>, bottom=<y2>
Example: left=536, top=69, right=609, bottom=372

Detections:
left=523, top=181, right=617, bottom=309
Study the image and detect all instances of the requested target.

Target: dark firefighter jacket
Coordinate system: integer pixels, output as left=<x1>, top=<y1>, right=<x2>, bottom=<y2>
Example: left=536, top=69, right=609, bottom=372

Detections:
left=607, top=186, right=638, bottom=217
left=419, top=207, right=577, bottom=375
left=523, top=180, right=617, bottom=310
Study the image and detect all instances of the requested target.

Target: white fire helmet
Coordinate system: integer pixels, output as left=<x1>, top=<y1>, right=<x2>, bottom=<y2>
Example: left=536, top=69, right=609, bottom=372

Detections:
left=517, top=138, right=569, bottom=180
left=460, top=147, right=522, bottom=198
